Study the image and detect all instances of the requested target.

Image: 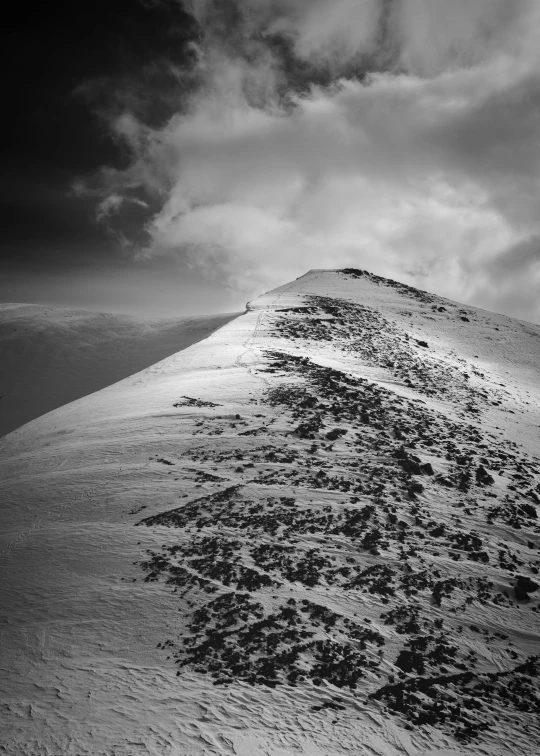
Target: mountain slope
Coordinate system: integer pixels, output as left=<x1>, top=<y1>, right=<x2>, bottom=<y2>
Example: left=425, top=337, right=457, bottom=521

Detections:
left=1, top=269, right=539, bottom=756
left=0, top=303, right=240, bottom=437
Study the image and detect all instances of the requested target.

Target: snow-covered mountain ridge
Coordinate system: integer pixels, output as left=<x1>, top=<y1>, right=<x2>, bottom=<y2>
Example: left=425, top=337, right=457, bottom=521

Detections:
left=1, top=269, right=539, bottom=756
left=0, top=303, right=239, bottom=437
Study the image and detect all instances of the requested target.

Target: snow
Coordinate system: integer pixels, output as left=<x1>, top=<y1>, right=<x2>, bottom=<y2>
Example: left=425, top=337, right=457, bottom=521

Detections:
left=0, top=269, right=539, bottom=755
left=0, top=303, right=240, bottom=437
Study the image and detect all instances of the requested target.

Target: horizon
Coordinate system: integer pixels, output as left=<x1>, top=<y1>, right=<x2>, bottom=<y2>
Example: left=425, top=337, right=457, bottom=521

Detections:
left=2, top=265, right=539, bottom=327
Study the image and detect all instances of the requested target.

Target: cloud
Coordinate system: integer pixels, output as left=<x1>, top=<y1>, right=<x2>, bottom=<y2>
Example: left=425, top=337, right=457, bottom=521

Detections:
left=469, top=236, right=540, bottom=324
left=185, top=0, right=537, bottom=77
left=84, top=0, right=540, bottom=322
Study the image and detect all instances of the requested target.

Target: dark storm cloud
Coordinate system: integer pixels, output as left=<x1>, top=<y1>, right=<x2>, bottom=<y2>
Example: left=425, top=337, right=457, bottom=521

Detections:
left=82, top=0, right=540, bottom=323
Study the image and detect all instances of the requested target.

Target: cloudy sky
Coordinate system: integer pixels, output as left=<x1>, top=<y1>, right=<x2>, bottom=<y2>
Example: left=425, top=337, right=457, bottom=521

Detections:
left=3, top=1, right=540, bottom=322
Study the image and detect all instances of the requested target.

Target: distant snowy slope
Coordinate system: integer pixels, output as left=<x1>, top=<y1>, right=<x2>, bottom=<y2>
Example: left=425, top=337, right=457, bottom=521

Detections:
left=0, top=270, right=539, bottom=756
left=0, top=303, right=240, bottom=436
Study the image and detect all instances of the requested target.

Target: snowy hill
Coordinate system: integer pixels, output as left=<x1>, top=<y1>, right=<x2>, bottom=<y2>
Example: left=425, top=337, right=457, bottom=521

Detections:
left=1, top=269, right=539, bottom=756
left=0, top=304, right=239, bottom=437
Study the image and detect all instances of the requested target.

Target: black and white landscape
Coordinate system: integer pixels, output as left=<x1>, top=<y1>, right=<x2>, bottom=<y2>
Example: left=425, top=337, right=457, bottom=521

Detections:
left=1, top=269, right=539, bottom=755
left=0, top=305, right=239, bottom=437
left=3, top=1, right=540, bottom=753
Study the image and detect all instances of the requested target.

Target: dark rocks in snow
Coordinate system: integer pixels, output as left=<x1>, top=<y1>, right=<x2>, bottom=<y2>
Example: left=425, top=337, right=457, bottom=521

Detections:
left=294, top=416, right=324, bottom=439
left=174, top=396, right=221, bottom=408
left=408, top=481, right=425, bottom=498
left=311, top=699, right=346, bottom=712
left=394, top=446, right=433, bottom=476
left=514, top=575, right=540, bottom=600
left=516, top=575, right=539, bottom=593
left=476, top=465, right=495, bottom=485
left=325, top=427, right=347, bottom=441
left=371, top=655, right=540, bottom=741
left=134, top=285, right=540, bottom=748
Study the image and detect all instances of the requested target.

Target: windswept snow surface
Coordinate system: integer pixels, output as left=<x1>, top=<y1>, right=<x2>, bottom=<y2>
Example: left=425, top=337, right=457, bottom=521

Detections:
left=0, top=303, right=240, bottom=437
left=1, top=269, right=540, bottom=756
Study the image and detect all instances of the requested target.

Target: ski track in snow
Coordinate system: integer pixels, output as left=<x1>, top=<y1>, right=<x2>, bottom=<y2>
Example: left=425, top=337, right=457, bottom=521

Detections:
left=0, top=269, right=539, bottom=755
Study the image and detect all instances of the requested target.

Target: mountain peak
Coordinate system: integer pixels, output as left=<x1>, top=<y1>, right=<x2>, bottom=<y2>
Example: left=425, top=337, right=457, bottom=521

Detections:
left=1, top=272, right=539, bottom=755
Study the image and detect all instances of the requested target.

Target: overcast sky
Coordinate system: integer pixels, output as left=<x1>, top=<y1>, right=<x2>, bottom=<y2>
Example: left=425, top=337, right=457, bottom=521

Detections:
left=3, top=1, right=540, bottom=322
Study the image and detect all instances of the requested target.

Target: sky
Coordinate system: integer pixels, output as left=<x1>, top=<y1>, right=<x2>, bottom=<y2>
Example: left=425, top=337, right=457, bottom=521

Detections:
left=3, top=1, right=540, bottom=322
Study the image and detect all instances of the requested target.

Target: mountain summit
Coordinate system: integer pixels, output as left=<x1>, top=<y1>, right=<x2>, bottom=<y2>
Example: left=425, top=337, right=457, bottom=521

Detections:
left=1, top=269, right=539, bottom=755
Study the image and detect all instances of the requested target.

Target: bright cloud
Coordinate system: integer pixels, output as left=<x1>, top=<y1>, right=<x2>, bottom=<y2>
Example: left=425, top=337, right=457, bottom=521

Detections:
left=84, top=0, right=540, bottom=323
